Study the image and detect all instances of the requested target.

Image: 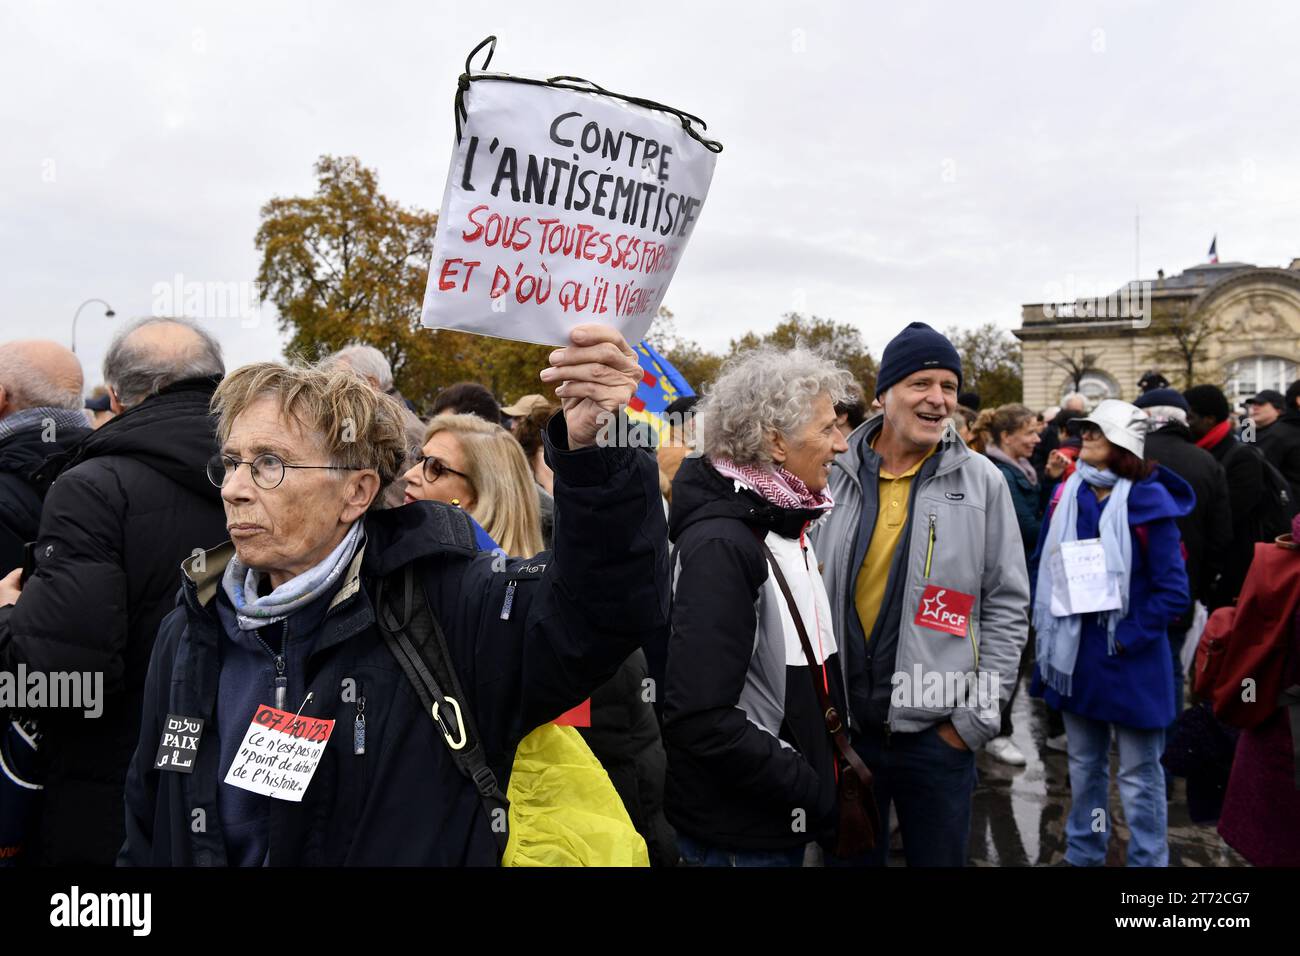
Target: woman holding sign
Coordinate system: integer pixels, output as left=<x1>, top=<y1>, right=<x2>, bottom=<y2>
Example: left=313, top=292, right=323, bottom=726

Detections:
left=119, top=324, right=669, bottom=866
left=1030, top=399, right=1192, bottom=867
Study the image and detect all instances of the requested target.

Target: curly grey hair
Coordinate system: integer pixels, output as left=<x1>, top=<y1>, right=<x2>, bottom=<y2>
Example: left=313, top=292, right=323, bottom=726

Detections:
left=697, top=346, right=856, bottom=465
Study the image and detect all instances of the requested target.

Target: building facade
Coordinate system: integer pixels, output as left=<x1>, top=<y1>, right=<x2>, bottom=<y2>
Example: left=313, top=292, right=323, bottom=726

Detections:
left=1017, top=257, right=1300, bottom=411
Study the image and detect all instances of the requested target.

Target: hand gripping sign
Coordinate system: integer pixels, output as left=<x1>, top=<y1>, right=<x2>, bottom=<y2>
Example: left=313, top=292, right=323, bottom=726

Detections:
left=421, top=37, right=722, bottom=347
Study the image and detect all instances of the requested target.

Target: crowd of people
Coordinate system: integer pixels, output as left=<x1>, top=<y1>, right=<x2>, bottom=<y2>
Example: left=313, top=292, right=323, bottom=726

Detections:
left=0, top=316, right=1296, bottom=867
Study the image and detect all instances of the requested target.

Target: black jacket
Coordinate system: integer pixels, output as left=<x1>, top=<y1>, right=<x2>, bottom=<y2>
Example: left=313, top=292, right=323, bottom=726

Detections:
left=662, top=456, right=842, bottom=852
left=1259, top=412, right=1300, bottom=503
left=1144, top=424, right=1232, bottom=608
left=119, top=416, right=669, bottom=866
left=0, top=377, right=227, bottom=865
left=577, top=649, right=676, bottom=866
left=1203, top=430, right=1263, bottom=608
left=1030, top=423, right=1058, bottom=483
left=0, top=417, right=90, bottom=573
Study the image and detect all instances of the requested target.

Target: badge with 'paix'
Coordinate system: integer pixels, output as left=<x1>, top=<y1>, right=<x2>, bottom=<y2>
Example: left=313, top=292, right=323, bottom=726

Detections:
left=154, top=713, right=205, bottom=773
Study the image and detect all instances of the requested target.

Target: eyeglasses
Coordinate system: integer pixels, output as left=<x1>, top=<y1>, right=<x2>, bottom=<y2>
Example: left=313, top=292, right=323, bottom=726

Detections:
left=1077, top=424, right=1103, bottom=440
left=207, top=453, right=362, bottom=491
left=412, top=454, right=469, bottom=484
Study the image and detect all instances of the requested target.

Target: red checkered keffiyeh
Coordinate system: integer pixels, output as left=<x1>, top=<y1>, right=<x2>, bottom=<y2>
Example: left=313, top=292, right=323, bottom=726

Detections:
left=710, top=457, right=834, bottom=512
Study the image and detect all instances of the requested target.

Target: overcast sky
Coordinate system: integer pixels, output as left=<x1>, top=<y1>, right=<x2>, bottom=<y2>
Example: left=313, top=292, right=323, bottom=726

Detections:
left=3, top=0, right=1298, bottom=390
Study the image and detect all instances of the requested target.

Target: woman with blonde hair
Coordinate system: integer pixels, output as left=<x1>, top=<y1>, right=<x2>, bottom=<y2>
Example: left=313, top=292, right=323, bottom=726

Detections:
left=402, top=412, right=543, bottom=558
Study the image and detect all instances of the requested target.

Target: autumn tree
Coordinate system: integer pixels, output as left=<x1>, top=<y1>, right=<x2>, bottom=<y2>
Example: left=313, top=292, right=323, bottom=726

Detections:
left=945, top=323, right=1023, bottom=407
left=255, top=155, right=554, bottom=411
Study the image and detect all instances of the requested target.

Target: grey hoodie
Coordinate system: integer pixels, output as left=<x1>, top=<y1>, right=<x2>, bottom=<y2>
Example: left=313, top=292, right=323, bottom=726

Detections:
left=810, top=415, right=1029, bottom=749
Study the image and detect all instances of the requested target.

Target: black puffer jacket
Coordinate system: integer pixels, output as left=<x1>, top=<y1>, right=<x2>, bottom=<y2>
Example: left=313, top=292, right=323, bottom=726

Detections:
left=1203, top=430, right=1264, bottom=609
left=1144, top=423, right=1232, bottom=608
left=0, top=417, right=90, bottom=573
left=1259, top=412, right=1300, bottom=503
left=0, top=377, right=228, bottom=865
left=663, top=456, right=842, bottom=852
left=578, top=649, right=676, bottom=866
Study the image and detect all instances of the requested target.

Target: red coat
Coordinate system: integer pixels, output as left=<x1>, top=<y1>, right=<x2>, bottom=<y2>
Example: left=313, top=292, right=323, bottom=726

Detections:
left=1218, top=707, right=1300, bottom=866
left=1215, top=542, right=1300, bottom=866
left=1196, top=542, right=1300, bottom=730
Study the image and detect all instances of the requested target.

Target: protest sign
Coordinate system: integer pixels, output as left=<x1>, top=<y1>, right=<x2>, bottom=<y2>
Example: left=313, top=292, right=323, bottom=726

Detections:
left=421, top=38, right=721, bottom=347
left=1049, top=538, right=1122, bottom=617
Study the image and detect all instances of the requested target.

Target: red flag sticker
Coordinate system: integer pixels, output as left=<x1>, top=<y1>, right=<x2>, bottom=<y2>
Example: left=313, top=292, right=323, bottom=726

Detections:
left=554, top=699, right=591, bottom=727
left=914, top=585, right=976, bottom=637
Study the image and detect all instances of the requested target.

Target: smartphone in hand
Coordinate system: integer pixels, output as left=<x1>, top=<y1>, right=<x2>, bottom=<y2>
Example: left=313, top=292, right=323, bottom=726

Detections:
left=20, top=541, right=36, bottom=587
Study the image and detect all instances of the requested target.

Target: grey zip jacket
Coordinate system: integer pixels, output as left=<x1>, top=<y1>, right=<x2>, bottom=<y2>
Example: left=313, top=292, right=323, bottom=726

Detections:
left=810, top=415, right=1029, bottom=749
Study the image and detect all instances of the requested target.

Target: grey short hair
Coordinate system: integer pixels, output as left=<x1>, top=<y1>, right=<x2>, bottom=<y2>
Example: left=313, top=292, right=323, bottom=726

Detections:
left=697, top=346, right=855, bottom=466
left=104, top=317, right=225, bottom=408
left=322, top=343, right=392, bottom=392
left=324, top=344, right=394, bottom=393
left=0, top=351, right=82, bottom=411
left=1144, top=404, right=1188, bottom=429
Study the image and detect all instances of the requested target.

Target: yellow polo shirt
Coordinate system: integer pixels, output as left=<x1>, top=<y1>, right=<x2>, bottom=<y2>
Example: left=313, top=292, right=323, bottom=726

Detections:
left=854, top=440, right=936, bottom=643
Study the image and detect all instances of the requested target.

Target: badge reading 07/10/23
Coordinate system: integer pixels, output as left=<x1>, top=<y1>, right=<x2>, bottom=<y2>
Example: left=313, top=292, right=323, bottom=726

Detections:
left=223, top=703, right=334, bottom=802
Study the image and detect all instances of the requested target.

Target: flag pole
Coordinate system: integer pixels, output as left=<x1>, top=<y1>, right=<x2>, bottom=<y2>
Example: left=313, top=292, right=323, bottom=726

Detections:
left=1134, top=204, right=1140, bottom=280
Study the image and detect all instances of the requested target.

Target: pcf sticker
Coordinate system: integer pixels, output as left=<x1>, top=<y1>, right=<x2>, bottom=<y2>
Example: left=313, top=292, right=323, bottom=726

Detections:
left=914, top=585, right=976, bottom=637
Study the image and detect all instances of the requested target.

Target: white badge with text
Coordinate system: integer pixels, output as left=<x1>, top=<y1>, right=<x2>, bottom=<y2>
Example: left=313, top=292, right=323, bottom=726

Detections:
left=223, top=704, right=334, bottom=802
left=1049, top=538, right=1122, bottom=617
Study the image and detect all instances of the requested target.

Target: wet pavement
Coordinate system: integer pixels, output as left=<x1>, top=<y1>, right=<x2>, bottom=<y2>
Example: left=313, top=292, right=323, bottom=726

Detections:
left=966, top=680, right=1246, bottom=867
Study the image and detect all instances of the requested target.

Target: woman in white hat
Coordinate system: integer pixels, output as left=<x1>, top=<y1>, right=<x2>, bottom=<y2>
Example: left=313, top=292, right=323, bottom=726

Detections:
left=1031, top=399, right=1193, bottom=866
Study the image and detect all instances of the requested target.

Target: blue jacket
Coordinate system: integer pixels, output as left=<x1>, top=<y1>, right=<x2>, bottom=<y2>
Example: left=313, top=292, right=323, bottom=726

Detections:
left=119, top=415, right=669, bottom=865
left=1031, top=465, right=1193, bottom=729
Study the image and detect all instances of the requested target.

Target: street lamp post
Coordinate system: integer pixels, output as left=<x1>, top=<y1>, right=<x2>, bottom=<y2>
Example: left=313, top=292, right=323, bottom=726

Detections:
left=71, top=299, right=116, bottom=354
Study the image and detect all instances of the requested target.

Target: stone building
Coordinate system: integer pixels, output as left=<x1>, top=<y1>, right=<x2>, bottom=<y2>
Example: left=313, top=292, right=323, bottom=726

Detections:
left=1016, top=257, right=1300, bottom=411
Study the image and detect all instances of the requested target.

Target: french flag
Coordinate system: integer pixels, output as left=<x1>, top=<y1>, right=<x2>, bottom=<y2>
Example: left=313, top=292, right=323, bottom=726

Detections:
left=1207, top=235, right=1218, bottom=264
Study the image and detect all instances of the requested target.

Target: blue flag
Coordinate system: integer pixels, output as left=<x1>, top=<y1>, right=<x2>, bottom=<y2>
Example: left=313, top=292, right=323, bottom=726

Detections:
left=631, top=340, right=694, bottom=417
left=626, top=341, right=694, bottom=442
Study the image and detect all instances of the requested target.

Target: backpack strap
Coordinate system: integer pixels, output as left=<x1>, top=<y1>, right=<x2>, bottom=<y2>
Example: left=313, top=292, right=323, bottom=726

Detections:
left=373, top=561, right=510, bottom=858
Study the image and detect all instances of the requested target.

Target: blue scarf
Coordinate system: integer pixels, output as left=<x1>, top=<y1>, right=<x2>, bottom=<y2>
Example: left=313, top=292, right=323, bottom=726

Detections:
left=221, top=519, right=364, bottom=630
left=1033, top=461, right=1133, bottom=695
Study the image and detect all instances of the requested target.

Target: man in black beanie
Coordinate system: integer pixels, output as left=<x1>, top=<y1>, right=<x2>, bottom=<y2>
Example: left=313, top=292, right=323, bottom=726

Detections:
left=812, top=322, right=1029, bottom=866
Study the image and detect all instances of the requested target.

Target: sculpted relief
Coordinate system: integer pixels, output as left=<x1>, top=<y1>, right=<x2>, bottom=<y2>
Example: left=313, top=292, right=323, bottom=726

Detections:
left=1217, top=288, right=1297, bottom=339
